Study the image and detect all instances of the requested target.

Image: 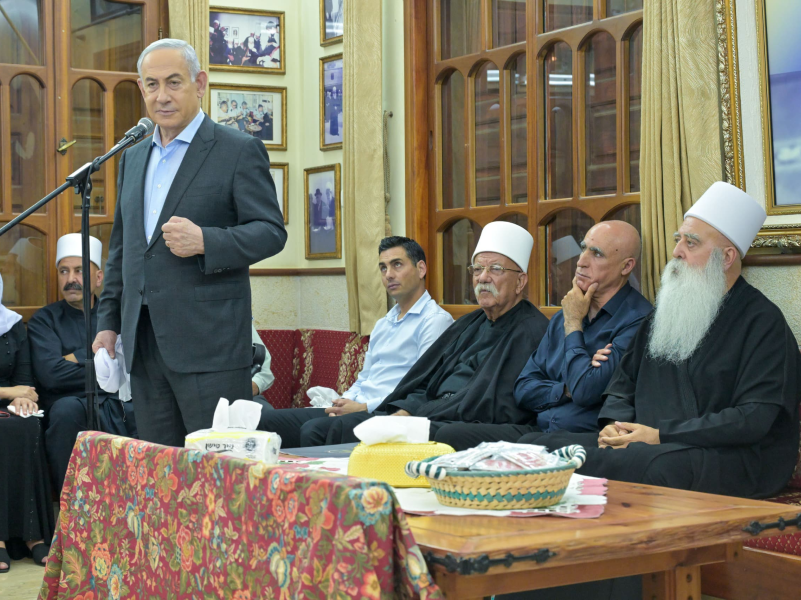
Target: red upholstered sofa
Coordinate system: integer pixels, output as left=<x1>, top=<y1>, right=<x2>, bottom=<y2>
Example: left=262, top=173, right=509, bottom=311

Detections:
left=256, top=329, right=369, bottom=409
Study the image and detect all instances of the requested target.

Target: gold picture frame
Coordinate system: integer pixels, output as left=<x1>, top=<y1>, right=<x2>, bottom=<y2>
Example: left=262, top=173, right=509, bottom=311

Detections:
left=304, top=164, right=342, bottom=259
left=209, top=7, right=285, bottom=75
left=270, top=162, right=289, bottom=224
left=319, top=53, right=343, bottom=151
left=320, top=0, right=344, bottom=47
left=209, top=83, right=287, bottom=152
left=718, top=0, right=801, bottom=261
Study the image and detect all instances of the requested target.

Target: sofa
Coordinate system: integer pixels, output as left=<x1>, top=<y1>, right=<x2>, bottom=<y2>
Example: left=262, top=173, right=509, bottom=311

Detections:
left=256, top=328, right=369, bottom=410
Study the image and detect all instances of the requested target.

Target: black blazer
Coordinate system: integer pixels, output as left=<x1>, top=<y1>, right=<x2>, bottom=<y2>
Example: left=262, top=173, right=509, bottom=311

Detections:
left=97, top=115, right=287, bottom=374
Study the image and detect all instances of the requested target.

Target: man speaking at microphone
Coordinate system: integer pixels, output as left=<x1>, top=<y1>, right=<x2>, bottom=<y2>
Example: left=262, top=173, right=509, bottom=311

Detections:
left=93, top=39, right=287, bottom=447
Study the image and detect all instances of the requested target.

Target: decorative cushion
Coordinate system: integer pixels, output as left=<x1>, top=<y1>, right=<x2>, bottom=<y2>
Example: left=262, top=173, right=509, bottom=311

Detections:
left=744, top=489, right=801, bottom=556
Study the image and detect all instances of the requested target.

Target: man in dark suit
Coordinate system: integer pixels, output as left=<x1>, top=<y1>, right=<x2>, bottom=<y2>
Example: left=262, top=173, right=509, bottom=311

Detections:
left=93, top=39, right=287, bottom=447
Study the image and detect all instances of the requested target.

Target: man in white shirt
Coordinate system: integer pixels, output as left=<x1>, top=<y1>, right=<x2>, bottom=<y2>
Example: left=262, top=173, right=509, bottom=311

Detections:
left=258, top=236, right=453, bottom=447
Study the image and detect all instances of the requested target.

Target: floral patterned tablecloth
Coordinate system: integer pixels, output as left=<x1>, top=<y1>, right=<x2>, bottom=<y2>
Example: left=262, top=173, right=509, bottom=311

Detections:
left=39, top=432, right=443, bottom=600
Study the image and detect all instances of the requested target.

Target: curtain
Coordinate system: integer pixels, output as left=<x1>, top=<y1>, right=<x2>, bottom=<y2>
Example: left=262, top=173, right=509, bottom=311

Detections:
left=639, top=0, right=725, bottom=300
left=343, top=0, right=386, bottom=335
left=168, top=0, right=210, bottom=114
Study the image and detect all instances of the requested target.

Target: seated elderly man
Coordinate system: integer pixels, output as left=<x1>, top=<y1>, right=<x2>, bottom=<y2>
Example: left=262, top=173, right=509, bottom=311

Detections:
left=324, top=222, right=550, bottom=445
left=258, top=236, right=453, bottom=447
left=28, top=234, right=137, bottom=492
left=519, top=182, right=800, bottom=500
left=434, top=221, right=652, bottom=451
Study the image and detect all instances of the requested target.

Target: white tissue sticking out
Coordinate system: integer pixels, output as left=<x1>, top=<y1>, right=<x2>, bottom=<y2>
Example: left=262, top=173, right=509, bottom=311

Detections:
left=307, top=386, right=340, bottom=408
left=353, top=415, right=431, bottom=446
left=211, top=398, right=263, bottom=431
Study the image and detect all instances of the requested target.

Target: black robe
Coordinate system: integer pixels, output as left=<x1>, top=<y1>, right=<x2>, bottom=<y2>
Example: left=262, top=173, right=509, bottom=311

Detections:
left=529, top=277, right=800, bottom=499
left=378, top=299, right=549, bottom=424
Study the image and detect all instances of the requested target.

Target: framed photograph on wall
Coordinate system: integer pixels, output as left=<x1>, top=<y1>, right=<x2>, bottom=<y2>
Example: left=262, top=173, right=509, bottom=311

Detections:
left=320, top=53, right=343, bottom=150
left=304, top=164, right=341, bottom=259
left=320, top=0, right=344, bottom=46
left=209, top=84, right=287, bottom=151
left=209, top=7, right=285, bottom=74
left=270, top=162, right=289, bottom=224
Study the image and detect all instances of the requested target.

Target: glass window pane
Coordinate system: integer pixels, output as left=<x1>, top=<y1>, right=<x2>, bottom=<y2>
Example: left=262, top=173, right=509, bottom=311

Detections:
left=607, top=0, right=643, bottom=17
left=544, top=43, right=573, bottom=199
left=603, top=204, right=641, bottom=291
left=497, top=213, right=527, bottom=229
left=544, top=0, right=592, bottom=33
left=628, top=25, right=643, bottom=193
left=492, top=0, right=526, bottom=48
left=0, top=224, right=46, bottom=307
left=89, top=223, right=114, bottom=294
left=10, top=75, right=46, bottom=214
left=72, top=79, right=107, bottom=216
left=0, top=0, right=42, bottom=66
left=113, top=80, right=145, bottom=175
left=475, top=62, right=501, bottom=207
left=545, top=210, right=594, bottom=306
left=71, top=0, right=143, bottom=72
left=441, top=0, right=480, bottom=60
left=441, top=71, right=466, bottom=210
left=510, top=55, right=527, bottom=203
left=585, top=32, right=617, bottom=196
left=442, top=218, right=482, bottom=305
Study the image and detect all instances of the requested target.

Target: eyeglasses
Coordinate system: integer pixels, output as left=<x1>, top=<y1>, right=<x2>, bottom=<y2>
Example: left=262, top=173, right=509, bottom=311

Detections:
left=467, top=264, right=523, bottom=277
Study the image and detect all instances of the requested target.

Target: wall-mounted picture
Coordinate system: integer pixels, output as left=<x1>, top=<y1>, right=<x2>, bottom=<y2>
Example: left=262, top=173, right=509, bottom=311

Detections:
left=209, top=7, right=285, bottom=74
left=320, top=0, right=344, bottom=46
left=320, top=53, right=343, bottom=150
left=304, top=164, right=341, bottom=259
left=210, top=84, right=287, bottom=151
left=270, top=162, right=289, bottom=224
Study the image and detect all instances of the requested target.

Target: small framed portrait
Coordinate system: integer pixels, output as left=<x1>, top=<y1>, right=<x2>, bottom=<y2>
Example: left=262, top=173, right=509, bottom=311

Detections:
left=270, top=162, right=289, bottom=224
left=304, top=164, right=341, bottom=259
left=320, top=54, right=343, bottom=150
left=320, top=0, right=344, bottom=46
left=210, top=84, right=287, bottom=151
left=209, top=7, right=285, bottom=75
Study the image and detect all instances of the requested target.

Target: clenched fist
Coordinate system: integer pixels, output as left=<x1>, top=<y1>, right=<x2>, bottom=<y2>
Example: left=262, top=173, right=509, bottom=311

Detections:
left=162, top=216, right=204, bottom=257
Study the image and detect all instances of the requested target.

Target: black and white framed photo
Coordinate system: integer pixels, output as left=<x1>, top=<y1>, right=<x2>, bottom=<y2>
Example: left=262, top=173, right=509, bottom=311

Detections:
left=210, top=84, right=287, bottom=151
left=270, top=162, right=289, bottom=224
left=320, top=0, right=344, bottom=46
left=209, top=7, right=285, bottom=74
left=304, top=164, right=341, bottom=259
left=320, top=54, right=343, bottom=150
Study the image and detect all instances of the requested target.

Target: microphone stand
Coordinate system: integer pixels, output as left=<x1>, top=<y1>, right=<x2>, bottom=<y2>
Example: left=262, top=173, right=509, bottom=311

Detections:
left=0, top=131, right=147, bottom=431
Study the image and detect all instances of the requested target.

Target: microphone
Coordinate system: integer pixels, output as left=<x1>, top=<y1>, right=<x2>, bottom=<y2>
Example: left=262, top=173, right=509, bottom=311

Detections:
left=119, top=118, right=155, bottom=144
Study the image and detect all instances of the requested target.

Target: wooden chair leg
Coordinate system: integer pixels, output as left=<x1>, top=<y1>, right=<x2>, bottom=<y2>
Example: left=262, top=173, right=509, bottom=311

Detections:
left=642, top=565, right=701, bottom=600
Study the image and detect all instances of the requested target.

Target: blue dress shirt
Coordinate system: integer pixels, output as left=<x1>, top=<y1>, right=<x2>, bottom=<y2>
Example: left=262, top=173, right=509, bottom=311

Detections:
left=514, top=283, right=652, bottom=433
left=342, top=290, right=453, bottom=412
left=143, top=109, right=206, bottom=243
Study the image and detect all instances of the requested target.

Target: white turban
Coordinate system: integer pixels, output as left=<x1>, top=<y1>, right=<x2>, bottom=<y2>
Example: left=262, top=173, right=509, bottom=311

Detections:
left=56, top=233, right=102, bottom=269
left=684, top=182, right=766, bottom=257
left=472, top=221, right=534, bottom=273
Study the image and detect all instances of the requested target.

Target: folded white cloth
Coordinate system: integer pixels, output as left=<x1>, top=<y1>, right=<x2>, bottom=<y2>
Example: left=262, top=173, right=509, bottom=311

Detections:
left=7, top=405, right=44, bottom=418
left=94, top=336, right=131, bottom=401
left=353, top=415, right=430, bottom=445
left=307, top=386, right=340, bottom=408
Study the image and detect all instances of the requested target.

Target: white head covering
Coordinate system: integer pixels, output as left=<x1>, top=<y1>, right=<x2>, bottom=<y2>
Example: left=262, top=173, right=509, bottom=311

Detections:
left=552, top=235, right=582, bottom=265
left=684, top=182, right=766, bottom=257
left=0, top=274, right=23, bottom=336
left=471, top=221, right=534, bottom=273
left=56, top=233, right=102, bottom=269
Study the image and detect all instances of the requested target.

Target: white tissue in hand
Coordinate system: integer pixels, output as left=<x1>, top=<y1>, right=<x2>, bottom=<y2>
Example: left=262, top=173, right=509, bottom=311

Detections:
left=353, top=415, right=430, bottom=445
left=307, top=386, right=340, bottom=408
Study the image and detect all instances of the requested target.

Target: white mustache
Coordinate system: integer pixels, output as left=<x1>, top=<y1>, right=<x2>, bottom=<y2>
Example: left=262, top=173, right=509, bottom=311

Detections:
left=474, top=283, right=499, bottom=299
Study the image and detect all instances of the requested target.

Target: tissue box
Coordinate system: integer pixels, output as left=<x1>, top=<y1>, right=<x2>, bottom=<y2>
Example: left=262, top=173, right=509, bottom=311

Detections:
left=348, top=441, right=454, bottom=488
left=185, top=430, right=281, bottom=464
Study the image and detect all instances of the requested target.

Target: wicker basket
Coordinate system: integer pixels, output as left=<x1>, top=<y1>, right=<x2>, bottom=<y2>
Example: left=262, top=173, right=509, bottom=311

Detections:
left=404, top=445, right=586, bottom=509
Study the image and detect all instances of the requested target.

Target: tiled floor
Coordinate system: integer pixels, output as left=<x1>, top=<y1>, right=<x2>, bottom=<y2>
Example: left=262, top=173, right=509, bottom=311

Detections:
left=0, top=558, right=45, bottom=600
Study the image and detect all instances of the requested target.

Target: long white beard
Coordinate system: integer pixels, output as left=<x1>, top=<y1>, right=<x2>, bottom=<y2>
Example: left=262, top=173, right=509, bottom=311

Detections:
left=647, top=249, right=728, bottom=363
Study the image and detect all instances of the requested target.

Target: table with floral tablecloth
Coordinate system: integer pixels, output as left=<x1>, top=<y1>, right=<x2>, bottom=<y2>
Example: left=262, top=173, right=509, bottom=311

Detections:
left=38, top=432, right=443, bottom=600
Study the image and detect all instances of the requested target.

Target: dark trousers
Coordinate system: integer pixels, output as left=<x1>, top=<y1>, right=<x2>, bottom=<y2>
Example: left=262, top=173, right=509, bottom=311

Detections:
left=44, top=395, right=136, bottom=493
left=432, top=423, right=539, bottom=451
left=130, top=307, right=252, bottom=447
left=258, top=407, right=337, bottom=448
